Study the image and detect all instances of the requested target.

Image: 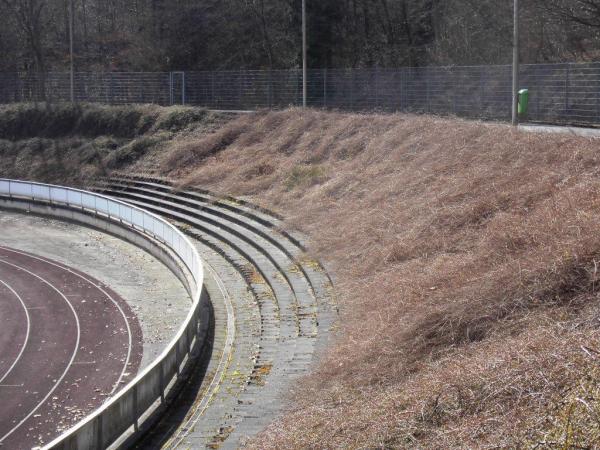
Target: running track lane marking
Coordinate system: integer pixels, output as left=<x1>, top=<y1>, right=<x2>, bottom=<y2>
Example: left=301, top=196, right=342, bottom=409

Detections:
left=0, top=246, right=133, bottom=395
left=0, top=280, right=31, bottom=384
left=0, top=259, right=81, bottom=445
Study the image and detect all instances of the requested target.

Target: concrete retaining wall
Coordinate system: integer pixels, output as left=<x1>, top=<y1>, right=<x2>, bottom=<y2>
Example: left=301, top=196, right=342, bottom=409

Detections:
left=0, top=179, right=206, bottom=450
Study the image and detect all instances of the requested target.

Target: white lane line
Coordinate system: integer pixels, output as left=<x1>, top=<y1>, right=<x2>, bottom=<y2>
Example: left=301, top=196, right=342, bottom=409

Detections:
left=0, top=247, right=133, bottom=395
left=0, top=280, right=31, bottom=385
left=167, top=259, right=236, bottom=449
left=0, top=259, right=81, bottom=445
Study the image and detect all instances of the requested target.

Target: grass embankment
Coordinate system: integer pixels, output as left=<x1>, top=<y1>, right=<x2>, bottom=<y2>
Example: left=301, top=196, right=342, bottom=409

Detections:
left=0, top=103, right=231, bottom=185
left=160, top=110, right=600, bottom=448
left=3, top=104, right=600, bottom=447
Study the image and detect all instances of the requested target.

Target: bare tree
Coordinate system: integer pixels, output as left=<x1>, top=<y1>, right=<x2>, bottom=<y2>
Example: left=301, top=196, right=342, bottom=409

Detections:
left=1, top=0, right=48, bottom=98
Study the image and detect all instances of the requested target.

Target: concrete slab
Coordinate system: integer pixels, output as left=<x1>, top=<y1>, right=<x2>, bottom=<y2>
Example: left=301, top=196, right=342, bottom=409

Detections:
left=520, top=123, right=600, bottom=138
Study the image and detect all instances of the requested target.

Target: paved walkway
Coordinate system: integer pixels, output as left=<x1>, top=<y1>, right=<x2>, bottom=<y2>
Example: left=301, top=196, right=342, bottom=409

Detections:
left=520, top=123, right=600, bottom=138
left=0, top=247, right=142, bottom=449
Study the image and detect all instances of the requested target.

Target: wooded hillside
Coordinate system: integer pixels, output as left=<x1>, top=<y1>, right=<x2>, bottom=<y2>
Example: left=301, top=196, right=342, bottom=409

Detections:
left=2, top=0, right=600, bottom=74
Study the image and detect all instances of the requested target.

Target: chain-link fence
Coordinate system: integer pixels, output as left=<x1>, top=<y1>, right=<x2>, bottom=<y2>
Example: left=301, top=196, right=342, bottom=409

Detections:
left=2, top=63, right=600, bottom=125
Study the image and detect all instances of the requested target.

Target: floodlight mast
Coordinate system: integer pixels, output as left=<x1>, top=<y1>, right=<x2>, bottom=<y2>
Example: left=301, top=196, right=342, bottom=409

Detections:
left=69, top=0, right=74, bottom=103
left=512, top=0, right=519, bottom=126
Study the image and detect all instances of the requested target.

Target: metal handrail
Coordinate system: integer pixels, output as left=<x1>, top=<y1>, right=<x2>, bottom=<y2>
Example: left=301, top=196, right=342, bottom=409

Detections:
left=0, top=178, right=204, bottom=450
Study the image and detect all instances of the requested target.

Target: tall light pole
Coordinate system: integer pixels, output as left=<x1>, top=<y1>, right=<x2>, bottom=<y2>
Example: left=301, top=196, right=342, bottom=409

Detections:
left=302, top=0, right=307, bottom=108
left=69, top=0, right=75, bottom=103
left=512, top=0, right=519, bottom=126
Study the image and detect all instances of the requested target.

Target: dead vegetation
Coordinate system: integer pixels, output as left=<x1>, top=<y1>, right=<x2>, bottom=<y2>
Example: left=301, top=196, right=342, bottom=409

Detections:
left=0, top=103, right=232, bottom=185
left=5, top=105, right=600, bottom=447
left=158, top=108, right=600, bottom=448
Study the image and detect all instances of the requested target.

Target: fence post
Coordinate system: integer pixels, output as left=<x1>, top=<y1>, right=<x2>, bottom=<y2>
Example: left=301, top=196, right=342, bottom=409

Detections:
left=480, top=68, right=485, bottom=117
left=375, top=67, right=379, bottom=110
left=453, top=70, right=457, bottom=115
left=268, top=70, right=272, bottom=109
left=294, top=70, right=300, bottom=106
left=395, top=68, right=404, bottom=111
left=425, top=68, right=430, bottom=113
left=565, top=63, right=571, bottom=116
left=536, top=68, right=541, bottom=120
left=211, top=72, right=215, bottom=109
left=169, top=72, right=173, bottom=105
left=109, top=73, right=114, bottom=104
left=239, top=71, right=243, bottom=109
left=182, top=72, right=186, bottom=105
left=350, top=69, right=355, bottom=109
left=323, top=68, right=327, bottom=108
left=597, top=71, right=600, bottom=124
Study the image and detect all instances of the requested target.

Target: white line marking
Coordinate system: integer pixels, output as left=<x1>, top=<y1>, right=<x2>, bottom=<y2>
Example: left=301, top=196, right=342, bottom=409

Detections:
left=0, top=259, right=81, bottom=445
left=0, top=247, right=133, bottom=395
left=0, top=280, right=31, bottom=384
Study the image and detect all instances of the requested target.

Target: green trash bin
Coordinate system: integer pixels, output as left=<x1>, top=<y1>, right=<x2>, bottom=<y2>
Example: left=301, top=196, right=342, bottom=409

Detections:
left=518, top=89, right=529, bottom=118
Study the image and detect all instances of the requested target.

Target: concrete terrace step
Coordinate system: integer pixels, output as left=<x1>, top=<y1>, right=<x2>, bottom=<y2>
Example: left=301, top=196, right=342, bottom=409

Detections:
left=92, top=176, right=336, bottom=449
left=96, top=176, right=336, bottom=339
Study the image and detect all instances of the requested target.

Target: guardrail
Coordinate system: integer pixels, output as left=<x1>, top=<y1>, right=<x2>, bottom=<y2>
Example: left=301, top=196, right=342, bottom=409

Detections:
left=0, top=178, right=204, bottom=450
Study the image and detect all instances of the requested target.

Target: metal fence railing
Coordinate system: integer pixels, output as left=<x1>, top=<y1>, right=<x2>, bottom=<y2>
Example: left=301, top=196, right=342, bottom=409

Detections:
left=2, top=63, right=600, bottom=125
left=0, top=178, right=204, bottom=450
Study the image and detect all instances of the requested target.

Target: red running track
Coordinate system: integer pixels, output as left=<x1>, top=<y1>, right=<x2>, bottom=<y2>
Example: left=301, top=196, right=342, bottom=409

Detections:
left=0, top=246, right=142, bottom=449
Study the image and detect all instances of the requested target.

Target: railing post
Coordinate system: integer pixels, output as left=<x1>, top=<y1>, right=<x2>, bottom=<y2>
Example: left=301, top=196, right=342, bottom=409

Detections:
left=96, top=414, right=103, bottom=450
left=159, top=359, right=165, bottom=402
left=175, top=338, right=181, bottom=376
left=133, top=384, right=139, bottom=431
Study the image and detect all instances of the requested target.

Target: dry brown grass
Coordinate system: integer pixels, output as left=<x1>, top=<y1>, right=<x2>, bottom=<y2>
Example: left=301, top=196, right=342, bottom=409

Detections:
left=158, top=108, right=600, bottom=448
left=0, top=104, right=232, bottom=185
left=6, top=104, right=600, bottom=447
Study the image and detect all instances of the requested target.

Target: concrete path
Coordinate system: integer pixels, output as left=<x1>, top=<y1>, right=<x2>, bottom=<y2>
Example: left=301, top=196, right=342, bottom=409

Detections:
left=520, top=123, right=600, bottom=138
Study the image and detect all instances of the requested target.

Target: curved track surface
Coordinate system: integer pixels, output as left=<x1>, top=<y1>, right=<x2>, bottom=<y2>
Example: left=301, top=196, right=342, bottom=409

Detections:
left=96, top=175, right=336, bottom=449
left=0, top=246, right=142, bottom=449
